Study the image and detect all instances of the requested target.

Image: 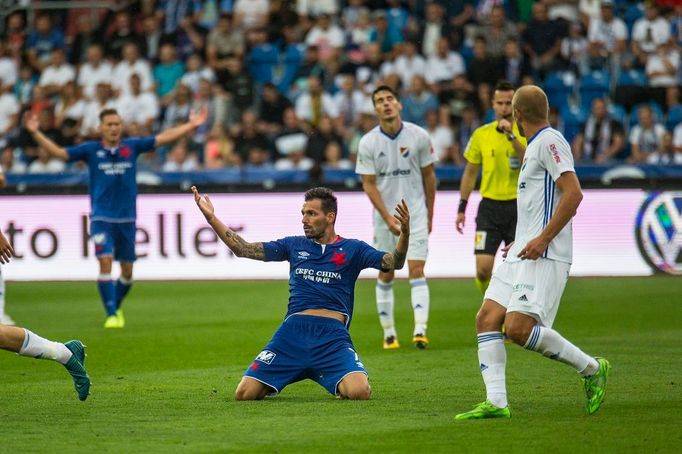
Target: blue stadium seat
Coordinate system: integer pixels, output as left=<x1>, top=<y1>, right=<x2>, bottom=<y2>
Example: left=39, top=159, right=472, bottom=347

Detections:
left=624, top=4, right=645, bottom=33
left=666, top=105, right=682, bottom=130
left=484, top=108, right=495, bottom=123
left=560, top=104, right=587, bottom=143
left=579, top=70, right=610, bottom=111
left=617, top=69, right=647, bottom=87
left=545, top=71, right=576, bottom=112
left=608, top=103, right=627, bottom=127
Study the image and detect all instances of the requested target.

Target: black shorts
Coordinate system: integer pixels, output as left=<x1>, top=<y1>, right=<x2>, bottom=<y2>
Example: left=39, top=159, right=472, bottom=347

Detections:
left=474, top=198, right=517, bottom=255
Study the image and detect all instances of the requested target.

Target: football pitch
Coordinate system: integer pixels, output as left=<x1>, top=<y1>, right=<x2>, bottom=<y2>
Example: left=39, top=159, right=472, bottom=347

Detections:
left=1, top=277, right=680, bottom=453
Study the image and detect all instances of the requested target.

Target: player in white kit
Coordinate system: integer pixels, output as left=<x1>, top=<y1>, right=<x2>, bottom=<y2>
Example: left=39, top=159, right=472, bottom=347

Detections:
left=455, top=86, right=610, bottom=420
left=356, top=85, right=437, bottom=350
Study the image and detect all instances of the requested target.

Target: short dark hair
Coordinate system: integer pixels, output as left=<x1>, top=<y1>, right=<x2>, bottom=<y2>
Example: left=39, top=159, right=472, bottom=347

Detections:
left=99, top=108, right=120, bottom=122
left=495, top=80, right=515, bottom=92
left=304, top=187, right=338, bottom=217
left=371, top=85, right=400, bottom=106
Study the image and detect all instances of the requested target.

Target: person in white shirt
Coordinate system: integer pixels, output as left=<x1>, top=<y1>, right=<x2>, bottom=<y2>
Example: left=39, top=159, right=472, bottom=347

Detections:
left=0, top=40, right=18, bottom=88
left=355, top=84, right=437, bottom=350
left=81, top=82, right=118, bottom=138
left=331, top=73, right=365, bottom=131
left=295, top=75, right=340, bottom=132
left=305, top=13, right=346, bottom=61
left=455, top=85, right=610, bottom=421
left=27, top=146, right=66, bottom=174
left=631, top=2, right=671, bottom=68
left=645, top=41, right=680, bottom=110
left=425, top=37, right=466, bottom=91
left=0, top=165, right=14, bottom=324
left=115, top=73, right=160, bottom=136
left=587, top=1, right=627, bottom=70
left=38, top=48, right=76, bottom=98
left=0, top=80, right=20, bottom=149
left=112, top=42, right=154, bottom=98
left=233, top=0, right=270, bottom=31
left=629, top=104, right=667, bottom=163
left=77, top=44, right=113, bottom=100
left=392, top=41, right=426, bottom=90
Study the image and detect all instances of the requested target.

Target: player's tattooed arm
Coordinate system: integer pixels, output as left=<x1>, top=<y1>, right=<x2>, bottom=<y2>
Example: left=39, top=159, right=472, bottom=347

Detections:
left=382, top=248, right=407, bottom=271
left=381, top=199, right=410, bottom=271
left=192, top=186, right=266, bottom=261
left=222, top=230, right=265, bottom=260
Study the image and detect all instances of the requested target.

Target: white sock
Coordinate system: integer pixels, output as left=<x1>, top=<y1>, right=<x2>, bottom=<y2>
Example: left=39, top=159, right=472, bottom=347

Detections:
left=525, top=325, right=599, bottom=376
left=18, top=329, right=72, bottom=364
left=410, top=278, right=429, bottom=335
left=478, top=331, right=507, bottom=408
left=376, top=280, right=396, bottom=338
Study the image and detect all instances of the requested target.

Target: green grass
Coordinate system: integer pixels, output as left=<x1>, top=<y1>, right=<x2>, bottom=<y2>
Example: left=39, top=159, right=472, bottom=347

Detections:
left=1, top=277, right=681, bottom=453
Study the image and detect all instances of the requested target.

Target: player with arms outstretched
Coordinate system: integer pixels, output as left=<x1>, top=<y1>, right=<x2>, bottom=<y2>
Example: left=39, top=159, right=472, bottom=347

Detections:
left=193, top=186, right=409, bottom=400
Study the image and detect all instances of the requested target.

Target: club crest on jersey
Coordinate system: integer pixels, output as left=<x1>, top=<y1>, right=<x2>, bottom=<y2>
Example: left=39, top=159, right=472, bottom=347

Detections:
left=330, top=251, right=347, bottom=267
left=399, top=146, right=410, bottom=158
left=120, top=146, right=132, bottom=159
left=549, top=143, right=560, bottom=163
left=255, top=350, right=276, bottom=365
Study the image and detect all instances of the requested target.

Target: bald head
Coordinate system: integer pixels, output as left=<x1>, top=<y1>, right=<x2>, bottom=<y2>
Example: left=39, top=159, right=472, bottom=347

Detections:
left=512, top=85, right=549, bottom=124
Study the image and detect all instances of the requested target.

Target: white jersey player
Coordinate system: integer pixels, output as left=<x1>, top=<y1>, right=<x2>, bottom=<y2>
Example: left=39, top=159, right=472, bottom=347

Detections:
left=0, top=164, right=13, bottom=325
left=455, top=86, right=610, bottom=420
left=355, top=85, right=437, bottom=350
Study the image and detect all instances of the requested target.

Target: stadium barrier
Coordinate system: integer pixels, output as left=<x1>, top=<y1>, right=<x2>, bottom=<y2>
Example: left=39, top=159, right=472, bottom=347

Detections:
left=3, top=189, right=679, bottom=280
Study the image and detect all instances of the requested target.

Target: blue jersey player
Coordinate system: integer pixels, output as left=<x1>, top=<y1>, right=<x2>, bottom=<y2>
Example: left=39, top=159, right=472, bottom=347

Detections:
left=26, top=108, right=208, bottom=328
left=192, top=185, right=410, bottom=400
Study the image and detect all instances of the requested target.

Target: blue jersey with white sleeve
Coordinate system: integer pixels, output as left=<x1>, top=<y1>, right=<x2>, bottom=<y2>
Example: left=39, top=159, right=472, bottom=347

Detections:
left=263, top=236, right=386, bottom=328
left=67, top=137, right=156, bottom=222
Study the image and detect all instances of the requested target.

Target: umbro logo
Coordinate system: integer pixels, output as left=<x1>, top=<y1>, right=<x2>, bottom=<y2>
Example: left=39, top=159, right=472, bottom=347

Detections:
left=255, top=350, right=276, bottom=364
left=297, top=251, right=310, bottom=260
left=518, top=294, right=529, bottom=302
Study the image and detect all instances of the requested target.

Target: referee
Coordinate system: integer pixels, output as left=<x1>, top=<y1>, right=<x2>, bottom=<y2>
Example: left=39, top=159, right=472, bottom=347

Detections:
left=456, top=81, right=527, bottom=294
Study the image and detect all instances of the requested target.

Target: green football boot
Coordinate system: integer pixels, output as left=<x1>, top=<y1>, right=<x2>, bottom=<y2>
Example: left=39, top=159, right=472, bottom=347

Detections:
left=583, top=357, right=610, bottom=415
left=455, top=400, right=511, bottom=420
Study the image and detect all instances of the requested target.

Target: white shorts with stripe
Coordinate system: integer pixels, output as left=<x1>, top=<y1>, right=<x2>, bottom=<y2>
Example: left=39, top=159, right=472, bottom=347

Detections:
left=484, top=258, right=571, bottom=328
left=373, top=225, right=428, bottom=261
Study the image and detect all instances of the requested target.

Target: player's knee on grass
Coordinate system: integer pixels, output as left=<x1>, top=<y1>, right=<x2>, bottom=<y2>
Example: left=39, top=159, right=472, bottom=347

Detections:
left=234, top=377, right=271, bottom=401
left=337, top=373, right=371, bottom=400
left=504, top=312, right=536, bottom=346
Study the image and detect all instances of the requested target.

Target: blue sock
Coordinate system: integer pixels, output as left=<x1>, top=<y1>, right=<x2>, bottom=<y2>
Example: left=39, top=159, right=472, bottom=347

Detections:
left=116, top=278, right=133, bottom=310
left=97, top=275, right=117, bottom=316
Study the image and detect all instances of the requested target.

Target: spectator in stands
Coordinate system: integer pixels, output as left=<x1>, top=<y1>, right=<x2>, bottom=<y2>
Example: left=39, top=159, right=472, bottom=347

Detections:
left=27, top=85, right=52, bottom=118
left=305, top=13, right=345, bottom=61
left=645, top=41, right=680, bottom=111
left=348, top=7, right=373, bottom=49
left=478, top=5, right=519, bottom=58
left=420, top=2, right=451, bottom=58
left=54, top=81, right=86, bottom=144
left=274, top=138, right=315, bottom=170
left=671, top=121, right=682, bottom=158
left=369, top=10, right=403, bottom=55
left=69, top=14, right=104, bottom=66
left=141, top=14, right=163, bottom=62
left=162, top=84, right=192, bottom=131
left=424, top=37, right=466, bottom=93
left=257, top=83, right=293, bottom=136
left=3, top=12, right=26, bottom=61
left=161, top=139, right=200, bottom=172
left=522, top=2, right=564, bottom=77
left=586, top=0, right=627, bottom=72
left=113, top=43, right=154, bottom=98
left=342, top=0, right=368, bottom=30
left=561, top=21, right=589, bottom=76
left=221, top=55, right=256, bottom=123
left=322, top=141, right=353, bottom=169
left=647, top=131, right=682, bottom=164
left=14, top=109, right=64, bottom=165
left=1, top=148, right=26, bottom=174
left=355, top=43, right=385, bottom=91
left=207, top=14, right=245, bottom=83
left=233, top=0, right=270, bottom=31
left=425, top=108, right=456, bottom=165
left=157, top=0, right=200, bottom=35
left=631, top=2, right=671, bottom=69
left=204, top=124, right=240, bottom=169
left=0, top=80, right=19, bottom=150
left=629, top=104, right=667, bottom=163
left=578, top=0, right=602, bottom=28
left=467, top=36, right=504, bottom=114
left=233, top=110, right=270, bottom=163
left=246, top=27, right=279, bottom=85
left=502, top=37, right=534, bottom=87
left=295, top=75, right=339, bottom=132
left=116, top=74, right=160, bottom=137
left=77, top=44, right=113, bottom=101
left=453, top=104, right=481, bottom=162
left=26, top=15, right=65, bottom=72
left=181, top=53, right=216, bottom=94
left=81, top=83, right=117, bottom=139
left=439, top=74, right=477, bottom=121
left=297, top=0, right=339, bottom=17
left=243, top=146, right=274, bottom=170
left=104, top=10, right=145, bottom=60
left=347, top=108, right=377, bottom=162
left=14, top=65, right=36, bottom=109
left=304, top=115, right=343, bottom=165
left=27, top=146, right=66, bottom=174
left=174, top=15, right=208, bottom=61
left=572, top=98, right=626, bottom=163
left=402, top=75, right=439, bottom=127
left=392, top=41, right=426, bottom=90
left=0, top=40, right=18, bottom=89
left=38, top=48, right=75, bottom=99
left=154, top=43, right=185, bottom=106
left=191, top=79, right=220, bottom=144
left=331, top=74, right=365, bottom=132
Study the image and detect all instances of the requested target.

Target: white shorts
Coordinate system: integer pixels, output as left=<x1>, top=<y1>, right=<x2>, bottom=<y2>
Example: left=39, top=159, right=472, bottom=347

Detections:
left=373, top=225, right=428, bottom=261
left=484, top=259, right=570, bottom=328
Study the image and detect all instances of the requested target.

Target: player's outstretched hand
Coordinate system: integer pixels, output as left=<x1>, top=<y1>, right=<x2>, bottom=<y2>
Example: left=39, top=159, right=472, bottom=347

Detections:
left=0, top=231, right=15, bottom=264
left=24, top=113, right=39, bottom=134
left=393, top=199, right=410, bottom=236
left=192, top=185, right=215, bottom=222
left=189, top=107, right=209, bottom=128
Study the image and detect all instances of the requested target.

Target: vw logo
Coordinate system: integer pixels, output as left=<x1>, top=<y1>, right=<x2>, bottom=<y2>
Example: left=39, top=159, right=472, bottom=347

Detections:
left=635, top=192, right=682, bottom=275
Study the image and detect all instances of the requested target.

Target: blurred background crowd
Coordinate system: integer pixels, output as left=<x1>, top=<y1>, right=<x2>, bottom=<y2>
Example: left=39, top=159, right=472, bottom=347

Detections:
left=1, top=0, right=682, bottom=178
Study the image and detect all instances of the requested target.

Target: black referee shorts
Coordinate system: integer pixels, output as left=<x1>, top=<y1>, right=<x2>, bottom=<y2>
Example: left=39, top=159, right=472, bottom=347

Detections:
left=473, top=198, right=517, bottom=255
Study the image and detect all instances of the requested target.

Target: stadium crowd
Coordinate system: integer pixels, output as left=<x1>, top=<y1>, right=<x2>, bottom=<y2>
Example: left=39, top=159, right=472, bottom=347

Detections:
left=1, top=0, right=682, bottom=178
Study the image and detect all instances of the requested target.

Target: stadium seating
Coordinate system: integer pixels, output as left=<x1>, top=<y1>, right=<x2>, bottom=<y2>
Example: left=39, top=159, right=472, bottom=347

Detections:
left=666, top=105, right=682, bottom=131
left=629, top=102, right=664, bottom=128
left=545, top=71, right=576, bottom=112
left=560, top=104, right=587, bottom=143
left=579, top=70, right=611, bottom=112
